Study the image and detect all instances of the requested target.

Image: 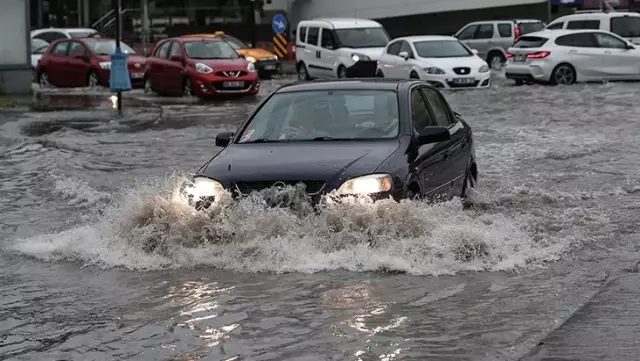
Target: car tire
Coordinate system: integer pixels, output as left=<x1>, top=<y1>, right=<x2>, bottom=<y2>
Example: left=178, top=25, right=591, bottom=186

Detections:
left=87, top=71, right=99, bottom=87
left=487, top=52, right=505, bottom=71
left=405, top=183, right=421, bottom=200
left=375, top=69, right=384, bottom=78
left=514, top=79, right=524, bottom=86
left=410, top=71, right=419, bottom=79
left=144, top=75, right=154, bottom=95
left=337, top=65, right=347, bottom=79
left=182, top=77, right=193, bottom=97
left=297, top=62, right=310, bottom=81
left=550, top=63, right=576, bottom=86
left=37, top=71, right=51, bottom=88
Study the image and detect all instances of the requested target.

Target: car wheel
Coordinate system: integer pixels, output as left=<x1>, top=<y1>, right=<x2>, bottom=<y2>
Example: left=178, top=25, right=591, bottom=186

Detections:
left=514, top=79, right=524, bottom=86
left=461, top=164, right=477, bottom=199
left=87, top=71, right=99, bottom=87
left=144, top=75, right=153, bottom=94
left=375, top=69, right=384, bottom=78
left=405, top=183, right=421, bottom=200
left=297, top=62, right=310, bottom=81
left=550, top=63, right=576, bottom=85
left=487, top=52, right=505, bottom=71
left=38, top=71, right=51, bottom=88
left=183, top=77, right=193, bottom=97
left=337, top=65, right=347, bottom=79
left=410, top=71, right=419, bottom=79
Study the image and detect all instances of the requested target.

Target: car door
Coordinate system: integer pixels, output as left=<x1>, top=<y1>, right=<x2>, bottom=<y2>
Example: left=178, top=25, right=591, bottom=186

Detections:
left=555, top=33, right=602, bottom=80
left=46, top=41, right=71, bottom=86
left=319, top=27, right=338, bottom=78
left=165, top=41, right=186, bottom=92
left=420, top=87, right=470, bottom=197
left=397, top=40, right=418, bottom=78
left=66, top=41, right=92, bottom=87
left=378, top=40, right=402, bottom=77
left=456, top=24, right=479, bottom=49
left=472, top=23, right=496, bottom=59
left=408, top=86, right=451, bottom=199
left=148, top=40, right=172, bottom=91
left=304, top=27, right=323, bottom=78
left=591, top=32, right=640, bottom=80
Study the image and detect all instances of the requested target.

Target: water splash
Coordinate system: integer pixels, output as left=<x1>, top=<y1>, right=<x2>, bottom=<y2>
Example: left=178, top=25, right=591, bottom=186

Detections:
left=7, top=174, right=571, bottom=275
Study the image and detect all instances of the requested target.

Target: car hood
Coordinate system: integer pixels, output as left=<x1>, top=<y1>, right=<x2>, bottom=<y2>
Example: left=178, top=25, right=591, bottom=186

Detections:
left=198, top=140, right=401, bottom=187
left=237, top=48, right=276, bottom=60
left=188, top=58, right=249, bottom=70
left=418, top=55, right=487, bottom=70
left=346, top=47, right=386, bottom=60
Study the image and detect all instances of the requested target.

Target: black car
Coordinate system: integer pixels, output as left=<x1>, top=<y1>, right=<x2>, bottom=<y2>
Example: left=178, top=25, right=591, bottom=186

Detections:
left=180, top=78, right=478, bottom=208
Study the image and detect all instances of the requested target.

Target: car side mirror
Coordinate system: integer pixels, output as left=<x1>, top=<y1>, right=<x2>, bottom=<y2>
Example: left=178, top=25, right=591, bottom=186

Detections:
left=215, top=131, right=234, bottom=147
left=398, top=51, right=409, bottom=60
left=417, top=126, right=450, bottom=145
left=471, top=49, right=479, bottom=55
left=170, top=54, right=183, bottom=62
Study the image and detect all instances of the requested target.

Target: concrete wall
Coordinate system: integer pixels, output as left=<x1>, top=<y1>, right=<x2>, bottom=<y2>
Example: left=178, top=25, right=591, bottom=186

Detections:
left=0, top=0, right=32, bottom=96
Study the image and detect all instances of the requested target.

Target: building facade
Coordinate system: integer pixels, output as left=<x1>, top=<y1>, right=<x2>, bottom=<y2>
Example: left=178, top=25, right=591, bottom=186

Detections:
left=1, top=0, right=32, bottom=96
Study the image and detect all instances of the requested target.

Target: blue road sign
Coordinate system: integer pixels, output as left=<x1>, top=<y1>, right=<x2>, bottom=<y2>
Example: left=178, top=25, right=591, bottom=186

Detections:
left=272, top=14, right=287, bottom=34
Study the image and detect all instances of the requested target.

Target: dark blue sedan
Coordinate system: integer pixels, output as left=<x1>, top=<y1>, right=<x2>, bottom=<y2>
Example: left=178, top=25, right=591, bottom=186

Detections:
left=180, top=78, right=478, bottom=208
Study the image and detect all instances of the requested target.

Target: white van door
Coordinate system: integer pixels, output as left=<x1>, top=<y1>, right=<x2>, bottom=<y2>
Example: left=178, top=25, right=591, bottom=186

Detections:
left=304, top=27, right=323, bottom=78
left=318, top=28, right=338, bottom=78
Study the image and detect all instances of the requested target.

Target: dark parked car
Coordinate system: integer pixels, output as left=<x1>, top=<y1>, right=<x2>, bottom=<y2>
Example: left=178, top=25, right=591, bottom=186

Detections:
left=179, top=78, right=478, bottom=208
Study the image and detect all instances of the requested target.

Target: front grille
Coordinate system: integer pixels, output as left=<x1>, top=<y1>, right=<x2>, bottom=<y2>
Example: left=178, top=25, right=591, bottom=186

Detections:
left=234, top=180, right=326, bottom=195
left=447, top=80, right=480, bottom=88
left=453, top=67, right=471, bottom=75
left=212, top=81, right=252, bottom=91
left=214, top=70, right=248, bottom=77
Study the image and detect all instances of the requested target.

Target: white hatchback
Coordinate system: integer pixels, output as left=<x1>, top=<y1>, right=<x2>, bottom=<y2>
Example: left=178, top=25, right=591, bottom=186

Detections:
left=505, top=29, right=640, bottom=85
left=376, top=35, right=491, bottom=89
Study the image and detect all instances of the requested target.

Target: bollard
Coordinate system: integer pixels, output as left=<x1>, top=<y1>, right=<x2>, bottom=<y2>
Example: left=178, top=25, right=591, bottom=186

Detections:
left=109, top=47, right=132, bottom=115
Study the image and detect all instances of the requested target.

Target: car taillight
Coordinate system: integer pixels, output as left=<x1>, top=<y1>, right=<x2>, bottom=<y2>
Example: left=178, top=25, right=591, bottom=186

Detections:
left=514, top=25, right=521, bottom=40
left=527, top=51, right=550, bottom=59
left=505, top=52, right=513, bottom=58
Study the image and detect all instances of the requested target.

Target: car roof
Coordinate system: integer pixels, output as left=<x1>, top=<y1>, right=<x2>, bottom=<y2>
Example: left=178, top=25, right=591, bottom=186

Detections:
left=551, top=11, right=640, bottom=21
left=520, top=28, right=620, bottom=39
left=465, top=19, right=542, bottom=25
left=397, top=35, right=457, bottom=42
left=275, top=78, right=423, bottom=93
left=299, top=18, right=382, bottom=29
left=174, top=36, right=223, bottom=42
left=32, top=27, right=97, bottom=34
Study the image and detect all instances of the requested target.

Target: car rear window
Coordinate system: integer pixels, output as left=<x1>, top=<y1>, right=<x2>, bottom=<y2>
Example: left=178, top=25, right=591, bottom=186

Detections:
left=513, top=36, right=548, bottom=48
left=610, top=16, right=640, bottom=38
left=518, top=22, right=545, bottom=35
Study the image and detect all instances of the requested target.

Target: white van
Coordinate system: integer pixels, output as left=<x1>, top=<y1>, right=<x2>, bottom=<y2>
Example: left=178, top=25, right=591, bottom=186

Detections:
left=295, top=18, right=391, bottom=80
left=545, top=11, right=640, bottom=44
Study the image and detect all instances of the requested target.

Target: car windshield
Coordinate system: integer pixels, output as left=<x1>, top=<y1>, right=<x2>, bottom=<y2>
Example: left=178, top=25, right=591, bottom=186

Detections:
left=68, top=30, right=99, bottom=38
left=519, top=22, right=545, bottom=35
left=184, top=40, right=239, bottom=59
left=237, top=90, right=400, bottom=143
left=31, top=38, right=49, bottom=54
left=223, top=35, right=249, bottom=50
left=334, top=27, right=390, bottom=48
left=413, top=40, right=472, bottom=58
left=84, top=39, right=136, bottom=55
left=611, top=16, right=640, bottom=38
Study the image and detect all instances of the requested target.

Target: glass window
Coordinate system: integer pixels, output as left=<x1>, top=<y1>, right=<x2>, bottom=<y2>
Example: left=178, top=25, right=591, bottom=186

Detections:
left=31, top=39, right=49, bottom=54
left=518, top=21, right=544, bottom=35
left=307, top=27, right=319, bottom=45
left=386, top=41, right=401, bottom=55
left=610, top=16, right=640, bottom=38
left=593, top=32, right=628, bottom=49
left=546, top=22, right=564, bottom=30
left=567, top=20, right=600, bottom=30
left=236, top=90, right=400, bottom=143
left=68, top=41, right=86, bottom=56
left=498, top=23, right=512, bottom=37
left=399, top=41, right=413, bottom=57
left=183, top=40, right=238, bottom=59
left=51, top=41, right=69, bottom=55
left=420, top=88, right=452, bottom=127
left=154, top=41, right=171, bottom=58
left=223, top=35, right=248, bottom=50
left=168, top=41, right=182, bottom=57
left=83, top=39, right=136, bottom=55
left=476, top=24, right=495, bottom=39
left=320, top=29, right=336, bottom=49
left=298, top=27, right=307, bottom=43
left=410, top=88, right=435, bottom=130
left=67, top=30, right=99, bottom=38
left=413, top=40, right=472, bottom=58
left=334, top=27, right=390, bottom=48
left=513, top=36, right=549, bottom=48
left=456, top=25, right=477, bottom=40
left=555, top=33, right=597, bottom=47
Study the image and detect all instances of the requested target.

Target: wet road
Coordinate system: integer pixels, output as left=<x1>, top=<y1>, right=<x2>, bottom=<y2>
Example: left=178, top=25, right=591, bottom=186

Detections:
left=1, top=75, right=639, bottom=360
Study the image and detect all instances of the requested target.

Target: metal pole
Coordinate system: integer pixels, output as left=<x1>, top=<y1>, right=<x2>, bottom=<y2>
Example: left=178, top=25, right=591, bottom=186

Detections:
left=250, top=0, right=257, bottom=48
left=142, top=0, right=149, bottom=56
left=77, top=0, right=82, bottom=26
left=114, top=0, right=122, bottom=114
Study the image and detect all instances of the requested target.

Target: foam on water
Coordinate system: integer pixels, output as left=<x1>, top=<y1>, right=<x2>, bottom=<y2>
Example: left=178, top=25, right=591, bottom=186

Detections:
left=7, top=174, right=572, bottom=275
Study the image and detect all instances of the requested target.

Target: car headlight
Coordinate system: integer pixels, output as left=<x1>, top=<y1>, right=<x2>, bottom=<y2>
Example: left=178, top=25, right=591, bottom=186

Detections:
left=195, top=63, right=213, bottom=74
left=337, top=174, right=393, bottom=195
left=247, top=62, right=256, bottom=72
left=424, top=67, right=445, bottom=74
left=351, top=53, right=370, bottom=62
left=246, top=56, right=256, bottom=63
left=99, top=61, right=111, bottom=70
left=479, top=64, right=490, bottom=73
left=180, top=177, right=225, bottom=209
left=272, top=55, right=278, bottom=60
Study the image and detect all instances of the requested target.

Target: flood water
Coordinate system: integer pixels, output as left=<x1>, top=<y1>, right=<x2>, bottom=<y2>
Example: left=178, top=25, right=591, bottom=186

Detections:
left=1, top=75, right=639, bottom=360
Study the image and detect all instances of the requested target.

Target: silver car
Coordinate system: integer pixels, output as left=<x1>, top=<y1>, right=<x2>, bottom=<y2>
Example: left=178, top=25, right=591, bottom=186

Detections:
left=454, top=19, right=545, bottom=70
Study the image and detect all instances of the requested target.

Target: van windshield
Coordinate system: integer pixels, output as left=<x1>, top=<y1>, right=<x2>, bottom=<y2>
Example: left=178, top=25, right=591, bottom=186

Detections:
left=611, top=16, right=640, bottom=38
left=334, top=27, right=390, bottom=48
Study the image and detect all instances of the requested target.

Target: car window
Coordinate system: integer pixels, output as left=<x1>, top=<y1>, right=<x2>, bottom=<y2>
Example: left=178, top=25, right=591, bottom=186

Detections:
left=236, top=90, right=400, bottom=143
left=457, top=25, right=478, bottom=40
left=498, top=23, right=512, bottom=37
left=35, top=31, right=66, bottom=43
left=410, top=88, right=435, bottom=130
left=399, top=41, right=413, bottom=57
left=307, top=27, right=319, bottom=46
left=168, top=41, right=182, bottom=57
left=51, top=41, right=69, bottom=55
left=513, top=36, right=549, bottom=48
left=333, top=27, right=390, bottom=48
left=154, top=41, right=171, bottom=58
left=555, top=33, right=597, bottom=47
left=298, top=27, right=307, bottom=43
left=184, top=40, right=238, bottom=59
left=83, top=39, right=136, bottom=55
left=593, top=32, right=628, bottom=49
left=476, top=24, right=495, bottom=39
left=610, top=16, right=640, bottom=38
left=546, top=22, right=564, bottom=30
left=223, top=35, right=248, bottom=50
left=320, top=28, right=336, bottom=49
left=413, top=40, right=472, bottom=58
left=68, top=41, right=86, bottom=56
left=386, top=41, right=401, bottom=55
left=518, top=22, right=545, bottom=35
left=567, top=20, right=600, bottom=30
left=420, top=88, right=452, bottom=127
left=31, top=38, right=49, bottom=54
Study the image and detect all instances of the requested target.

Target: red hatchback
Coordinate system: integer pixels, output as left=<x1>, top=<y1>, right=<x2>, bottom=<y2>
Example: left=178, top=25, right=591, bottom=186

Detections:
left=36, top=38, right=146, bottom=88
left=144, top=37, right=260, bottom=98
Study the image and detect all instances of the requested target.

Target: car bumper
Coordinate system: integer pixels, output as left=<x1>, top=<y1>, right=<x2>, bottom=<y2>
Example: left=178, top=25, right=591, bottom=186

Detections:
left=346, top=60, right=378, bottom=78
left=422, top=71, right=492, bottom=89
left=254, top=58, right=281, bottom=75
left=504, top=60, right=553, bottom=82
left=190, top=73, right=260, bottom=97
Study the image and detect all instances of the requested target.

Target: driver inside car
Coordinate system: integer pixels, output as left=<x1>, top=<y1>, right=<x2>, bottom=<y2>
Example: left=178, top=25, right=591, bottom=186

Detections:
left=280, top=98, right=337, bottom=140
